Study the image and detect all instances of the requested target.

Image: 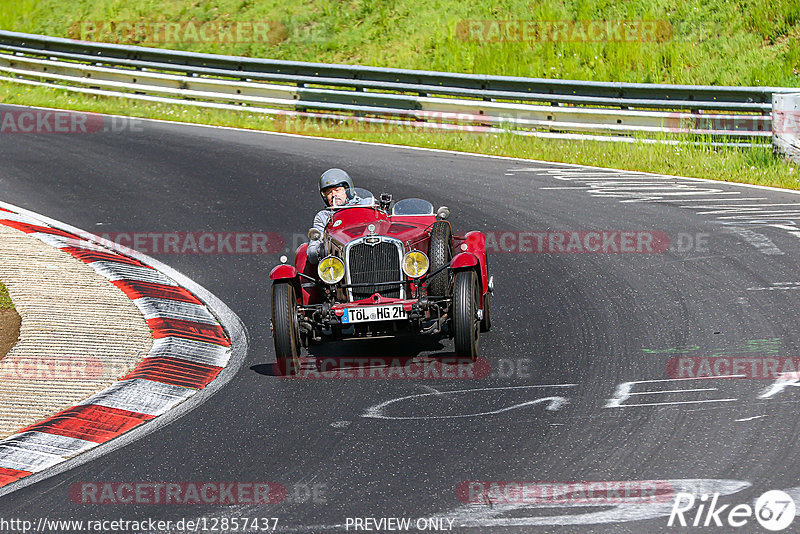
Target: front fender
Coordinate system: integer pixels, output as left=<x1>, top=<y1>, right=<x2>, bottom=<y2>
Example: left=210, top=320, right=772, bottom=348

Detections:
left=454, top=231, right=489, bottom=297
left=451, top=252, right=479, bottom=270
left=269, top=264, right=298, bottom=281
left=269, top=264, right=303, bottom=305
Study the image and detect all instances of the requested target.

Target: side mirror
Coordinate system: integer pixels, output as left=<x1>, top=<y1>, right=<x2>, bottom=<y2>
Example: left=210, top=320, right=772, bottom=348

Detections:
left=308, top=228, right=322, bottom=241
left=436, top=206, right=450, bottom=220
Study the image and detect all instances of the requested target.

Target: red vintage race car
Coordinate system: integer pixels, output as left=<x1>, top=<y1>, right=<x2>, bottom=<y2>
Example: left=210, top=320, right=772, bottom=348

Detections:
left=269, top=188, right=493, bottom=373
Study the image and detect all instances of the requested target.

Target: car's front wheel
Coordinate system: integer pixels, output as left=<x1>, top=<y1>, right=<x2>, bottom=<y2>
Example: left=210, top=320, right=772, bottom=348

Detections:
left=453, top=269, right=480, bottom=361
left=272, top=282, right=301, bottom=375
left=480, top=289, right=492, bottom=332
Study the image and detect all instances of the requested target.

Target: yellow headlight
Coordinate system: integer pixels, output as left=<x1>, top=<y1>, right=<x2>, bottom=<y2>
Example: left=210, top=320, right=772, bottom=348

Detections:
left=318, top=256, right=345, bottom=284
left=402, top=251, right=429, bottom=278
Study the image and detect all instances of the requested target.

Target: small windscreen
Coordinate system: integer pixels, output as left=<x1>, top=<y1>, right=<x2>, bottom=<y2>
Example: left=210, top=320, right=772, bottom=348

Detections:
left=391, top=198, right=434, bottom=216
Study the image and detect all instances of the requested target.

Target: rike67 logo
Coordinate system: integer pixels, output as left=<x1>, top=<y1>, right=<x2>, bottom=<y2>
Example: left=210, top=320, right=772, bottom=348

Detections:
left=669, top=490, right=796, bottom=531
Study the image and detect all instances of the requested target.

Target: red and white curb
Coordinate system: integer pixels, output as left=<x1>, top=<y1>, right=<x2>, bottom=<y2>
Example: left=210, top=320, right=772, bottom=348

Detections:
left=0, top=203, right=245, bottom=492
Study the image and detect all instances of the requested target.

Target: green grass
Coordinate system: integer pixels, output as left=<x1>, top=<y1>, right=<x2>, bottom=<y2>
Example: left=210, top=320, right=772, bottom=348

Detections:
left=0, top=282, right=14, bottom=310
left=2, top=80, right=796, bottom=189
left=1, top=0, right=800, bottom=86
left=0, top=1, right=797, bottom=188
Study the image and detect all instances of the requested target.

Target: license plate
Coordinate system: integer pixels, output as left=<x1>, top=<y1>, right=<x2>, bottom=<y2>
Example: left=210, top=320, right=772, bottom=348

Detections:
left=341, top=304, right=407, bottom=324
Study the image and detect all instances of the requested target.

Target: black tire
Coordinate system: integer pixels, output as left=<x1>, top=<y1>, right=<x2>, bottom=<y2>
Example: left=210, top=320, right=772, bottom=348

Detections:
left=428, top=220, right=453, bottom=297
left=272, top=282, right=301, bottom=375
left=480, top=289, right=492, bottom=332
left=453, top=269, right=480, bottom=361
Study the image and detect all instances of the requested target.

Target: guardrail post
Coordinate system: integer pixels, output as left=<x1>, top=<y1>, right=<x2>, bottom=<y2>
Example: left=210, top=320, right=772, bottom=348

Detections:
left=773, top=93, right=800, bottom=164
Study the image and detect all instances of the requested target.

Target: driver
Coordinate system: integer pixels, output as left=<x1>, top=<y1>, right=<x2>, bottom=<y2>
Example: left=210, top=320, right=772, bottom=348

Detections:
left=307, top=168, right=358, bottom=263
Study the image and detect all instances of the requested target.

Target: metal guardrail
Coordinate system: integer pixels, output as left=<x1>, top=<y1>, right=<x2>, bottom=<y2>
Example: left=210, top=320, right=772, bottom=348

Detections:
left=0, top=29, right=793, bottom=149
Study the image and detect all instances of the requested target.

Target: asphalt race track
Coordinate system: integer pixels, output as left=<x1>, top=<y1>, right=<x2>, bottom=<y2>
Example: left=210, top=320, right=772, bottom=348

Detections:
left=3, top=103, right=800, bottom=532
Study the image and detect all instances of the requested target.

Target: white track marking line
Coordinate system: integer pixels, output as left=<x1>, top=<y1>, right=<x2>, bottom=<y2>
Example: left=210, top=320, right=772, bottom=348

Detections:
left=735, top=415, right=767, bottom=422
left=362, top=384, right=577, bottom=420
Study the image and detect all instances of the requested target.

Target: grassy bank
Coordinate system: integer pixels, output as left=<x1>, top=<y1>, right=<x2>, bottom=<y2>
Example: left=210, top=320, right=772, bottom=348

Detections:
left=1, top=0, right=799, bottom=86
left=0, top=281, right=19, bottom=360
left=0, top=282, right=13, bottom=310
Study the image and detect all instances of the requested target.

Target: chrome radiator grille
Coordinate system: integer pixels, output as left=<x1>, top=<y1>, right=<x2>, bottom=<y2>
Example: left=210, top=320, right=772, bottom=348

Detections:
left=347, top=239, right=402, bottom=300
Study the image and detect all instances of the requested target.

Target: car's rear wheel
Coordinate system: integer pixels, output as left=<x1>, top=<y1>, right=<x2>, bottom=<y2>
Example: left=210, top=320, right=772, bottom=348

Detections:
left=272, top=282, right=301, bottom=375
left=453, top=269, right=480, bottom=361
left=428, top=220, right=453, bottom=297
